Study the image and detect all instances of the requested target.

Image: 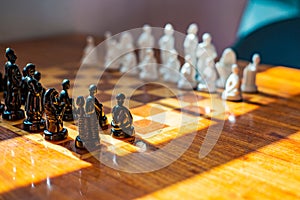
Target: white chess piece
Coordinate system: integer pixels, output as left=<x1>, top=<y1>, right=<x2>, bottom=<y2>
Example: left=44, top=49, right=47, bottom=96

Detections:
left=81, top=36, right=99, bottom=66
left=139, top=49, right=158, bottom=81
left=178, top=55, right=197, bottom=90
left=195, top=47, right=210, bottom=82
left=158, top=23, right=175, bottom=67
left=241, top=53, right=260, bottom=93
left=137, top=25, right=155, bottom=62
left=118, top=32, right=134, bottom=56
left=183, top=23, right=199, bottom=66
left=120, top=51, right=138, bottom=75
left=222, top=64, right=242, bottom=101
left=197, top=58, right=217, bottom=93
left=198, top=33, right=217, bottom=60
left=216, top=48, right=237, bottom=88
left=104, top=39, right=120, bottom=70
left=163, top=50, right=180, bottom=83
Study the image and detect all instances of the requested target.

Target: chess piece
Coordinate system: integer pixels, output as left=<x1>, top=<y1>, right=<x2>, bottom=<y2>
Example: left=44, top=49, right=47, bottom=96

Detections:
left=197, top=58, right=218, bottom=93
left=104, top=39, right=120, bottom=71
left=138, top=49, right=158, bottom=81
left=119, top=32, right=139, bottom=75
left=60, top=79, right=75, bottom=121
left=216, top=48, right=237, bottom=88
left=195, top=46, right=210, bottom=82
left=241, top=53, right=260, bottom=93
left=198, top=33, right=217, bottom=60
left=118, top=32, right=135, bottom=56
left=34, top=70, right=46, bottom=113
left=86, top=84, right=109, bottom=130
left=43, top=88, right=68, bottom=141
left=75, top=96, right=87, bottom=149
left=222, top=64, right=242, bottom=101
left=23, top=63, right=45, bottom=132
left=178, top=55, right=197, bottom=90
left=183, top=23, right=199, bottom=66
left=158, top=23, right=175, bottom=67
left=20, top=66, right=28, bottom=105
left=137, top=24, right=155, bottom=62
left=3, top=48, right=25, bottom=120
left=81, top=36, right=99, bottom=66
left=85, top=85, right=102, bottom=146
left=111, top=93, right=135, bottom=143
left=162, top=50, right=181, bottom=83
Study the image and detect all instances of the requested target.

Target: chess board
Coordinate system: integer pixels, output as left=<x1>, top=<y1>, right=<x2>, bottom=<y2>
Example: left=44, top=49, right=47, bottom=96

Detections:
left=0, top=60, right=274, bottom=162
left=1, top=35, right=300, bottom=199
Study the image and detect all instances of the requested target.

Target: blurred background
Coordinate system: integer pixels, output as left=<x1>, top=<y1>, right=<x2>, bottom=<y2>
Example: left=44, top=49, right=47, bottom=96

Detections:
left=1, top=0, right=300, bottom=67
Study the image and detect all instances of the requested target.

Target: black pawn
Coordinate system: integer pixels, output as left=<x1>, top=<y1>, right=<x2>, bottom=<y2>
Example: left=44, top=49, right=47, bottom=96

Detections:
left=75, top=96, right=87, bottom=149
left=59, top=79, right=75, bottom=121
left=23, top=64, right=45, bottom=132
left=111, top=93, right=135, bottom=143
left=43, top=88, right=68, bottom=141
left=3, top=48, right=25, bottom=120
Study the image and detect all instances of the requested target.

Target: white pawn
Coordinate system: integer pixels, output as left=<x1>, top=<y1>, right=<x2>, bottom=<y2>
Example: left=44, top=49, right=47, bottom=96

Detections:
left=183, top=23, right=199, bottom=66
left=222, top=64, right=242, bottom=101
left=118, top=32, right=134, bottom=56
left=195, top=47, right=210, bottom=82
left=241, top=53, right=260, bottom=93
left=216, top=48, right=237, bottom=88
left=139, top=49, right=158, bottom=81
left=104, top=39, right=120, bottom=70
left=81, top=36, right=99, bottom=66
left=163, top=50, right=180, bottom=83
left=197, top=58, right=217, bottom=93
left=198, top=33, right=217, bottom=60
left=120, top=51, right=138, bottom=75
left=137, top=25, right=155, bottom=62
left=158, top=23, right=175, bottom=67
left=178, top=55, right=197, bottom=90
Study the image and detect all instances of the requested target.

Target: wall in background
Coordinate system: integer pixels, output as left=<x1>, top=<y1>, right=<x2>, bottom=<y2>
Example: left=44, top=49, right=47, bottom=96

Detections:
left=0, top=0, right=247, bottom=54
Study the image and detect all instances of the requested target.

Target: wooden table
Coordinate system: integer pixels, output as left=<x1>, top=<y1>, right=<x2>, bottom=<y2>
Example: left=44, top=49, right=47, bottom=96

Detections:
left=0, top=34, right=300, bottom=200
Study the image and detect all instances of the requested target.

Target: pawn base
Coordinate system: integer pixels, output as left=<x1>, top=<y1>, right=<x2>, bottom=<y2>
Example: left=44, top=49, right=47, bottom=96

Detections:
left=111, top=128, right=135, bottom=144
left=99, top=118, right=109, bottom=130
left=44, top=128, right=68, bottom=141
left=75, top=135, right=85, bottom=149
left=23, top=119, right=45, bottom=132
left=3, top=110, right=25, bottom=121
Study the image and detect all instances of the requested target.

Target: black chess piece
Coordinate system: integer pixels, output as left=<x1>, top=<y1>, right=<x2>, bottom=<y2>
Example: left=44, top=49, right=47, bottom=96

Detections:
left=87, top=84, right=109, bottom=130
left=34, top=70, right=46, bottom=111
left=59, top=79, right=75, bottom=121
left=85, top=85, right=103, bottom=147
left=75, top=96, right=87, bottom=149
left=23, top=64, right=45, bottom=132
left=111, top=93, right=135, bottom=143
left=20, top=66, right=28, bottom=105
left=3, top=48, right=25, bottom=120
left=43, top=88, right=68, bottom=141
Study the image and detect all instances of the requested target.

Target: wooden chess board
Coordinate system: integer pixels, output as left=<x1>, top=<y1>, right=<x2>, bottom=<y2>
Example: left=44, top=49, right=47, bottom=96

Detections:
left=0, top=35, right=300, bottom=200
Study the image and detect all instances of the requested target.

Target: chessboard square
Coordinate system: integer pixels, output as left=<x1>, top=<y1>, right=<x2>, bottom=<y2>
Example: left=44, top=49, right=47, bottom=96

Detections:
left=134, top=119, right=168, bottom=135
left=180, top=105, right=206, bottom=117
left=131, top=93, right=164, bottom=103
left=177, top=92, right=207, bottom=103
left=131, top=104, right=166, bottom=117
left=147, top=88, right=177, bottom=98
left=132, top=83, right=164, bottom=91
left=148, top=110, right=199, bottom=128
left=154, top=98, right=190, bottom=109
left=148, top=87, right=187, bottom=98
left=95, top=92, right=112, bottom=102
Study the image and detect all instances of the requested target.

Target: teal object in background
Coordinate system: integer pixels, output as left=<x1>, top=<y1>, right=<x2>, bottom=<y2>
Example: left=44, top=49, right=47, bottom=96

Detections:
left=238, top=0, right=300, bottom=38
left=233, top=0, right=300, bottom=68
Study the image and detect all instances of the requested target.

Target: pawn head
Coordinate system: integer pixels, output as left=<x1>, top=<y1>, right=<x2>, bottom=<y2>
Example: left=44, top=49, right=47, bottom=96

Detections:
left=34, top=71, right=41, bottom=81
left=89, top=84, right=97, bottom=95
left=252, top=53, right=260, bottom=65
left=62, top=79, right=70, bottom=89
left=5, top=48, right=17, bottom=62
left=116, top=93, right=125, bottom=106
left=231, top=64, right=239, bottom=74
left=76, top=96, right=85, bottom=107
left=187, top=23, right=198, bottom=35
left=164, top=23, right=174, bottom=35
left=202, top=33, right=212, bottom=44
left=25, top=63, right=36, bottom=76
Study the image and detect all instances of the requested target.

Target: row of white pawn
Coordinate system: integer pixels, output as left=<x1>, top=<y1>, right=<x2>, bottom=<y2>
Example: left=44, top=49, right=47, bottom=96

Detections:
left=82, top=23, right=260, bottom=101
